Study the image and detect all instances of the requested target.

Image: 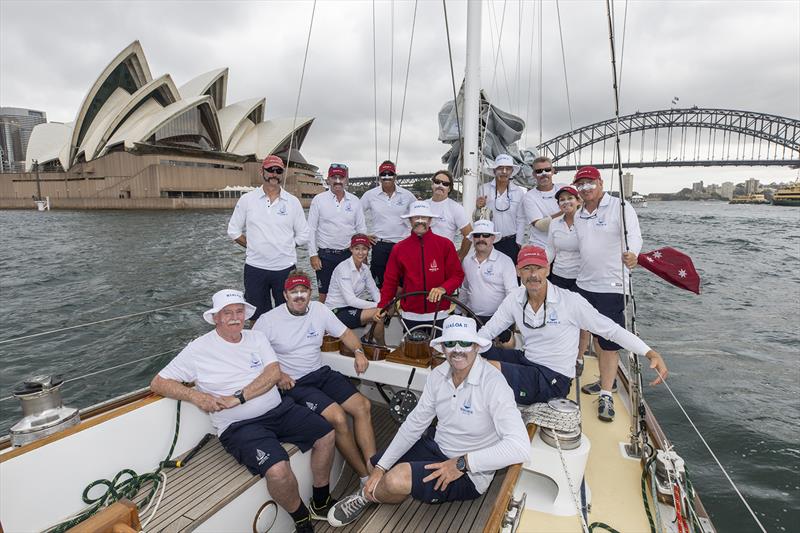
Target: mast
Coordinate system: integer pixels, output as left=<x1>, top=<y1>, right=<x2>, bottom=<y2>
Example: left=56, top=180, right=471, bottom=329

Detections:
left=461, top=0, right=481, bottom=212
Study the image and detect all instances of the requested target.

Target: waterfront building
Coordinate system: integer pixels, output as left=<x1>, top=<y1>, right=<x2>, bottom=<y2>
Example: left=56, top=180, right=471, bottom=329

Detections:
left=623, top=172, right=634, bottom=198
left=0, top=108, right=46, bottom=173
left=692, top=181, right=704, bottom=193
left=720, top=182, right=734, bottom=199
left=744, top=178, right=760, bottom=195
left=0, top=41, right=323, bottom=209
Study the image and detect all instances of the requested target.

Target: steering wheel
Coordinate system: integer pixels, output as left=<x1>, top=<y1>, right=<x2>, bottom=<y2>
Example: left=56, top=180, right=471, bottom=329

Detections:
left=364, top=290, right=485, bottom=350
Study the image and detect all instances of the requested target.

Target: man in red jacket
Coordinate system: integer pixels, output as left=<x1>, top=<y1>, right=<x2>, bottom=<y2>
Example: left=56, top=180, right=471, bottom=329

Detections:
left=375, top=200, right=465, bottom=335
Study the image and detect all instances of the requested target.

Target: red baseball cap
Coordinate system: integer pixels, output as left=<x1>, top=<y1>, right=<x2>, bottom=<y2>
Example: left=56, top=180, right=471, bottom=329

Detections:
left=262, top=155, right=285, bottom=170
left=350, top=234, right=372, bottom=248
left=517, top=246, right=549, bottom=268
left=328, top=164, right=348, bottom=179
left=555, top=185, right=580, bottom=200
left=379, top=161, right=396, bottom=175
left=573, top=166, right=601, bottom=182
left=284, top=275, right=311, bottom=291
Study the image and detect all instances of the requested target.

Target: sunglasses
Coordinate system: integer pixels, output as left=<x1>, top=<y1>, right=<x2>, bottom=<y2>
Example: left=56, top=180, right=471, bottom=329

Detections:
left=534, top=168, right=553, bottom=175
left=432, top=177, right=452, bottom=187
left=575, top=182, right=597, bottom=191
left=522, top=296, right=547, bottom=329
left=264, top=167, right=284, bottom=175
left=473, top=233, right=494, bottom=239
left=330, top=163, right=348, bottom=170
left=443, top=340, right=473, bottom=348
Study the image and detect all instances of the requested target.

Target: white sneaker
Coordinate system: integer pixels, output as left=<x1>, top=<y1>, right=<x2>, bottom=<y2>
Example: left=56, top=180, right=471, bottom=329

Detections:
left=327, top=488, right=372, bottom=527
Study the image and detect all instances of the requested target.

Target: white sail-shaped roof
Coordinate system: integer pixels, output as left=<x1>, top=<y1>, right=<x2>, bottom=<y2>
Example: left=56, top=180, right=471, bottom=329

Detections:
left=25, top=122, right=73, bottom=171
left=217, top=97, right=265, bottom=150
left=179, top=68, right=228, bottom=110
left=68, top=41, right=152, bottom=166
left=75, top=87, right=132, bottom=162
left=229, top=117, right=314, bottom=160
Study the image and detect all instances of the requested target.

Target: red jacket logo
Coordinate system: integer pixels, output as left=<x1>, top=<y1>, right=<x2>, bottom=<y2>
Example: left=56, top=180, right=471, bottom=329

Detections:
left=429, top=260, right=439, bottom=272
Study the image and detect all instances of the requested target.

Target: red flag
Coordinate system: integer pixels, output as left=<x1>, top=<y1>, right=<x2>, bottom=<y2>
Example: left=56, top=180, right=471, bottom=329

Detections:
left=637, top=247, right=700, bottom=294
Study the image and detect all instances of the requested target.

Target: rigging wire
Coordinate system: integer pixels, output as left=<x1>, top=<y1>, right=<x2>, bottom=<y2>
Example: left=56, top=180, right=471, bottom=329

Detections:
left=655, top=371, right=768, bottom=533
left=554, top=0, right=575, bottom=167
left=388, top=0, right=395, bottom=161
left=286, top=0, right=317, bottom=170
left=394, top=0, right=419, bottom=166
left=538, top=0, right=543, bottom=146
left=372, top=0, right=379, bottom=172
left=0, top=299, right=206, bottom=345
left=442, top=0, right=462, bottom=144
left=524, top=1, right=536, bottom=148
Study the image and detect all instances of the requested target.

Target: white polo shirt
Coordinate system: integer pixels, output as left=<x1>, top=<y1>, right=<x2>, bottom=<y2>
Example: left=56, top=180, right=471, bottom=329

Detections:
left=481, top=180, right=528, bottom=243
left=522, top=183, right=568, bottom=247
left=376, top=356, right=530, bottom=494
left=307, top=190, right=367, bottom=254
left=325, top=256, right=380, bottom=310
left=461, top=248, right=519, bottom=316
left=253, top=301, right=347, bottom=381
left=360, top=185, right=416, bottom=242
left=227, top=187, right=309, bottom=270
left=546, top=217, right=581, bottom=280
left=574, top=193, right=642, bottom=294
left=158, top=330, right=282, bottom=435
left=478, top=284, right=651, bottom=378
left=427, top=197, right=470, bottom=243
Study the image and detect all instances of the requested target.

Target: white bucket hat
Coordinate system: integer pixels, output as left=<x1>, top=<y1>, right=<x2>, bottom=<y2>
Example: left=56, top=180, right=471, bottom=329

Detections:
left=468, top=219, right=501, bottom=241
left=490, top=154, right=520, bottom=176
left=203, top=289, right=256, bottom=325
left=401, top=200, right=440, bottom=219
left=430, top=316, right=492, bottom=353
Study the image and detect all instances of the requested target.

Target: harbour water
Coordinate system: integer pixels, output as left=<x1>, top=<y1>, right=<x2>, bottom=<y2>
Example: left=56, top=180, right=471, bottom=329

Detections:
left=0, top=201, right=797, bottom=531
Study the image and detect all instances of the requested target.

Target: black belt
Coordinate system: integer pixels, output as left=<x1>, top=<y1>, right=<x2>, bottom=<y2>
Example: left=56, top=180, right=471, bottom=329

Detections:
left=498, top=235, right=516, bottom=242
left=318, top=248, right=348, bottom=254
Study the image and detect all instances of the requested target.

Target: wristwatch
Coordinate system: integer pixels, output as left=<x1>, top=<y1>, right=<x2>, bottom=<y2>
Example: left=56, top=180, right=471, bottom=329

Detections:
left=354, top=348, right=365, bottom=355
left=456, top=455, right=468, bottom=473
left=234, top=389, right=246, bottom=404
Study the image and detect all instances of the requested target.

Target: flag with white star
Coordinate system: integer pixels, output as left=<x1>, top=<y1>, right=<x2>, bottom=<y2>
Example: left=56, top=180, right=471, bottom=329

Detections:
left=637, top=247, right=700, bottom=294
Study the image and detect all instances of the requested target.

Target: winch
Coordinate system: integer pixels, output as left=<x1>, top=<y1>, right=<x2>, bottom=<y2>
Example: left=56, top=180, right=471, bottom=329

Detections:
left=535, top=398, right=583, bottom=451
left=10, top=375, right=80, bottom=447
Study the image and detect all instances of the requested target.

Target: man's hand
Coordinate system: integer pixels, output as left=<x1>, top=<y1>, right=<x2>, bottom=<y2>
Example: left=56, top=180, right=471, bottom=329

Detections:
left=219, top=395, right=241, bottom=409
left=363, top=467, right=385, bottom=502
left=191, top=391, right=228, bottom=413
left=368, top=234, right=378, bottom=245
left=476, top=195, right=487, bottom=209
left=622, top=252, right=638, bottom=269
left=645, top=350, right=668, bottom=385
left=310, top=255, right=322, bottom=271
left=354, top=352, right=369, bottom=374
left=427, top=287, right=446, bottom=303
left=277, top=372, right=296, bottom=391
left=373, top=309, right=386, bottom=322
left=422, top=457, right=464, bottom=491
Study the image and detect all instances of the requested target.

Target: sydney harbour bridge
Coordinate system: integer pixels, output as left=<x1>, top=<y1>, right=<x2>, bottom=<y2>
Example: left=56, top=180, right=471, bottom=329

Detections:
left=348, top=107, right=800, bottom=187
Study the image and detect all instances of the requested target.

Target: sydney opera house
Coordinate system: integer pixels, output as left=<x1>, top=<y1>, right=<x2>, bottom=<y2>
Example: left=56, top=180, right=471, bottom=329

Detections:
left=0, top=41, right=323, bottom=209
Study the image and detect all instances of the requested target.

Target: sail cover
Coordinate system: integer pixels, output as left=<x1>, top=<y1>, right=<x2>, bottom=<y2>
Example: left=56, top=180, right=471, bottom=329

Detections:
left=438, top=85, right=537, bottom=188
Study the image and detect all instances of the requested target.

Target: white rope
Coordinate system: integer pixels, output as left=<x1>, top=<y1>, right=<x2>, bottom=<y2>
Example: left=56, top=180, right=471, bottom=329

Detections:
left=394, top=0, right=419, bottom=167
left=286, top=0, right=317, bottom=170
left=554, top=433, right=590, bottom=533
left=0, top=348, right=181, bottom=402
left=139, top=471, right=168, bottom=531
left=0, top=299, right=206, bottom=345
left=655, top=370, right=768, bottom=533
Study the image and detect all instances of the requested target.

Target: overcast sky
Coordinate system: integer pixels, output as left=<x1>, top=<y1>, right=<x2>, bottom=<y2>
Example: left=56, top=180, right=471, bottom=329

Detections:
left=2, top=0, right=798, bottom=193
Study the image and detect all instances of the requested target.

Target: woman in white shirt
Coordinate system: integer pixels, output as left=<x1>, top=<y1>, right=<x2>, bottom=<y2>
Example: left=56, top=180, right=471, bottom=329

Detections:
left=325, top=234, right=385, bottom=344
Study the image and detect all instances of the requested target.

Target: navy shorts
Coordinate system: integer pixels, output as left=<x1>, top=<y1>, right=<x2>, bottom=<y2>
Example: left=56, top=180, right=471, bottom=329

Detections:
left=482, top=346, right=572, bottom=405
left=476, top=315, right=513, bottom=343
left=219, top=396, right=333, bottom=476
left=494, top=236, right=520, bottom=264
left=244, top=263, right=295, bottom=321
left=332, top=306, right=364, bottom=329
left=283, top=366, right=359, bottom=415
left=371, top=428, right=481, bottom=504
left=370, top=241, right=396, bottom=289
left=316, top=249, right=351, bottom=295
left=548, top=272, right=578, bottom=293
left=576, top=288, right=625, bottom=351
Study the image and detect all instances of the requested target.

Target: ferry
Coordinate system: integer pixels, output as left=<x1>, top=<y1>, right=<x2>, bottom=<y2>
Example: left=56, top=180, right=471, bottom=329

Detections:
left=772, top=183, right=800, bottom=206
left=729, top=194, right=769, bottom=204
left=630, top=195, right=648, bottom=208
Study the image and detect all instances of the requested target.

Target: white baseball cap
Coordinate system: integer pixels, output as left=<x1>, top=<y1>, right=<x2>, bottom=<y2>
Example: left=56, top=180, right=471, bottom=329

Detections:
left=491, top=154, right=520, bottom=175
left=468, top=219, right=501, bottom=241
left=430, top=316, right=492, bottom=353
left=401, top=200, right=440, bottom=219
left=202, top=289, right=256, bottom=325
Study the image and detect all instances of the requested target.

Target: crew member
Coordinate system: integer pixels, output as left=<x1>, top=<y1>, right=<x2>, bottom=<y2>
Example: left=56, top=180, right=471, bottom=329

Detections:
left=475, top=154, right=528, bottom=261
left=427, top=170, right=473, bottom=261
left=376, top=201, right=465, bottom=335
left=478, top=246, right=667, bottom=407
left=254, top=271, right=377, bottom=488
left=572, top=166, right=643, bottom=422
left=327, top=316, right=530, bottom=527
left=360, top=160, right=417, bottom=287
left=150, top=289, right=335, bottom=532
left=308, top=163, right=367, bottom=303
left=325, top=234, right=385, bottom=345
left=461, top=219, right=518, bottom=345
left=227, top=155, right=309, bottom=321
left=522, top=156, right=567, bottom=248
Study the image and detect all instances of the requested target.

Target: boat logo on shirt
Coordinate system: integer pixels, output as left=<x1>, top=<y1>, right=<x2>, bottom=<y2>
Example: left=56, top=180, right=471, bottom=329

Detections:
left=483, top=265, right=494, bottom=277
left=546, top=310, right=560, bottom=325
left=460, top=399, right=474, bottom=415
left=595, top=219, right=607, bottom=227
left=256, top=449, right=270, bottom=466
left=344, top=200, right=353, bottom=212
left=250, top=353, right=263, bottom=368
left=306, top=327, right=319, bottom=339
left=277, top=204, right=287, bottom=216
left=429, top=260, right=439, bottom=272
